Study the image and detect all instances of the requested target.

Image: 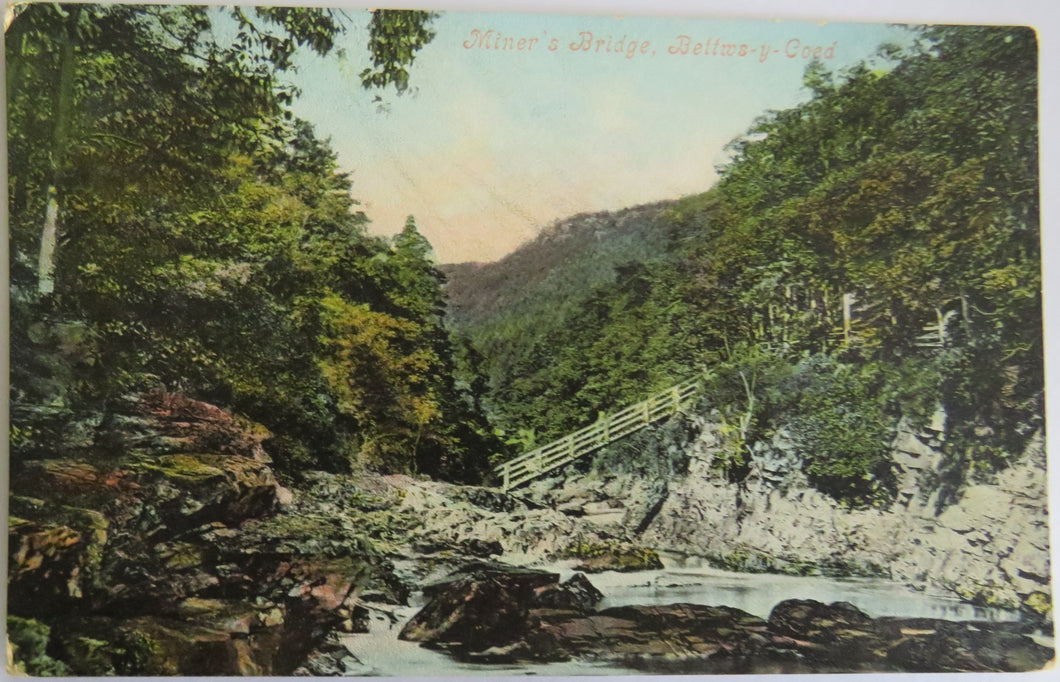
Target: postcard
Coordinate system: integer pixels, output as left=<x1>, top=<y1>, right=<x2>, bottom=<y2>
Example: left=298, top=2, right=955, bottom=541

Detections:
left=5, top=1, right=1054, bottom=676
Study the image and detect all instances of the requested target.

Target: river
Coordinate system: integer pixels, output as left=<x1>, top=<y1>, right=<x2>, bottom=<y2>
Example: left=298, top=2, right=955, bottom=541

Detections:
left=339, top=552, right=1033, bottom=676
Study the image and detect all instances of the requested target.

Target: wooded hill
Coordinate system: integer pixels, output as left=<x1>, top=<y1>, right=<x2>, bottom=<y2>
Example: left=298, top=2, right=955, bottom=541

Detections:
left=445, top=25, right=1042, bottom=505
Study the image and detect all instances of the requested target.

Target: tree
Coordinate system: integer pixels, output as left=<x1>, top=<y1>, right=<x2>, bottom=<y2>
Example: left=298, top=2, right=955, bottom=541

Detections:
left=7, top=4, right=437, bottom=300
left=8, top=5, right=514, bottom=483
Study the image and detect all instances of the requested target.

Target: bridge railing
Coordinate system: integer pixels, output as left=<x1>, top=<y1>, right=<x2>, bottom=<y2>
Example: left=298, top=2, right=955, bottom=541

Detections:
left=495, top=380, right=700, bottom=492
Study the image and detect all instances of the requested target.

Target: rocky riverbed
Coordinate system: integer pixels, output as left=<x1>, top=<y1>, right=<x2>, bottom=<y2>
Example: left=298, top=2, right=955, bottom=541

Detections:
left=6, top=392, right=1056, bottom=674
left=392, top=561, right=1051, bottom=674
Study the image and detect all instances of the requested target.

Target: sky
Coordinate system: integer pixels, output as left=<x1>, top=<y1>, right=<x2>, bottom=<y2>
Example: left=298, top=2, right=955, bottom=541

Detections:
left=287, top=9, right=909, bottom=264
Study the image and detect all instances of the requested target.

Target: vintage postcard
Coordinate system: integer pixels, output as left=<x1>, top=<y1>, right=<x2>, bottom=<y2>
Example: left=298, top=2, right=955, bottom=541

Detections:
left=5, top=1, right=1055, bottom=676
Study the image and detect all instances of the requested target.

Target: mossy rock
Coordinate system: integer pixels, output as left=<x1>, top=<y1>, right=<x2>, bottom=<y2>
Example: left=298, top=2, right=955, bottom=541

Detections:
left=7, top=616, right=70, bottom=676
left=133, top=453, right=227, bottom=482
left=1021, top=591, right=1052, bottom=618
left=8, top=497, right=109, bottom=614
left=568, top=542, right=664, bottom=573
left=955, top=584, right=1016, bottom=610
left=9, top=495, right=109, bottom=535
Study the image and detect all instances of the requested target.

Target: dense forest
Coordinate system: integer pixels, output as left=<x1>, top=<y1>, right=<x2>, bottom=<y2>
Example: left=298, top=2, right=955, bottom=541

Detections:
left=8, top=4, right=498, bottom=482
left=447, top=25, right=1041, bottom=505
left=8, top=7, right=1041, bottom=507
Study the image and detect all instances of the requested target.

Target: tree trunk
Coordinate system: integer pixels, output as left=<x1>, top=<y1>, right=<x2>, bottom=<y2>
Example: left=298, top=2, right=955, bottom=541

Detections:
left=38, top=187, right=60, bottom=294
left=37, top=6, right=79, bottom=295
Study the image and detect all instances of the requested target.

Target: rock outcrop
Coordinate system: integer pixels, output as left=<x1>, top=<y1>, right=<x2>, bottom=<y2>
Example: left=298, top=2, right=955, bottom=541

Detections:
left=7, top=393, right=373, bottom=676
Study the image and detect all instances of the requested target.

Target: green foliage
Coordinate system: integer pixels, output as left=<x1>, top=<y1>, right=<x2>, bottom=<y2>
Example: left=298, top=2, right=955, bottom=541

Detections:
left=699, top=350, right=896, bottom=504
left=360, top=10, right=438, bottom=94
left=784, top=357, right=896, bottom=504
left=8, top=5, right=501, bottom=482
left=7, top=616, right=70, bottom=676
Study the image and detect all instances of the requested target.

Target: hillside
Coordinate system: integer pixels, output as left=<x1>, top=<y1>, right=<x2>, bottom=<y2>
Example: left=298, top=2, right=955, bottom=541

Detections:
left=441, top=201, right=674, bottom=333
left=442, top=25, right=1042, bottom=512
left=441, top=201, right=695, bottom=441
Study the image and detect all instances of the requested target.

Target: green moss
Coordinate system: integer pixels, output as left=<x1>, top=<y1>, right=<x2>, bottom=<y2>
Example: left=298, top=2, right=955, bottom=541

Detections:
left=1022, top=591, right=1052, bottom=616
left=10, top=495, right=108, bottom=532
left=135, top=454, right=225, bottom=481
left=112, top=629, right=162, bottom=676
left=158, top=541, right=205, bottom=570
left=7, top=616, right=70, bottom=676
left=62, top=636, right=116, bottom=676
left=564, top=541, right=664, bottom=573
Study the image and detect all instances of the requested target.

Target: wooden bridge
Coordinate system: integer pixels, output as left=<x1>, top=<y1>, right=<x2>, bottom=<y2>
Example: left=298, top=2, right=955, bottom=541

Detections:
left=495, top=380, right=701, bottom=492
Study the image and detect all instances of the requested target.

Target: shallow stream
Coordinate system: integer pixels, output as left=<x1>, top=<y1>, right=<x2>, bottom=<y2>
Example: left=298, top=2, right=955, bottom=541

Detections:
left=340, top=552, right=1030, bottom=676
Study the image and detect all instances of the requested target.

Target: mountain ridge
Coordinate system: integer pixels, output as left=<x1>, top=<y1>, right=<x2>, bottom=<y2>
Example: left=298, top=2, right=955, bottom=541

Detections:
left=440, top=199, right=678, bottom=334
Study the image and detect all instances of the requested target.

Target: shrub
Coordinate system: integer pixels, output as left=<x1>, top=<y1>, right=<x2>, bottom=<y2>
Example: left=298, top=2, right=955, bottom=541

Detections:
left=785, top=356, right=896, bottom=505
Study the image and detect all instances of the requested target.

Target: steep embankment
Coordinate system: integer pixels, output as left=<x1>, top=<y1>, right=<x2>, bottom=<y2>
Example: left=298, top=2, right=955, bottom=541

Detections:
left=7, top=393, right=387, bottom=675
left=515, top=413, right=1052, bottom=619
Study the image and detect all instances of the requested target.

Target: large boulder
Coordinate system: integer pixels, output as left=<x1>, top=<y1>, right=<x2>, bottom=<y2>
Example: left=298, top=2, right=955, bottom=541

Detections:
left=880, top=617, right=1055, bottom=672
left=532, top=572, right=604, bottom=611
left=51, top=600, right=287, bottom=676
left=766, top=599, right=890, bottom=666
left=122, top=453, right=282, bottom=538
left=100, top=390, right=272, bottom=462
left=763, top=600, right=1054, bottom=673
left=399, top=561, right=560, bottom=649
left=523, top=603, right=771, bottom=667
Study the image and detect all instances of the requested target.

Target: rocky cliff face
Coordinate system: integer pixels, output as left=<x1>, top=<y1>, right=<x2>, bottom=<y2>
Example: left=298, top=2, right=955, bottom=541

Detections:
left=7, top=393, right=375, bottom=676
left=526, top=413, right=1052, bottom=619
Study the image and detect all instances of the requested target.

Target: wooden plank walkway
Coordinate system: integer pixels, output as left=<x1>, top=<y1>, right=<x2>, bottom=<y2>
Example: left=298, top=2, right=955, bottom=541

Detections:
left=495, top=380, right=700, bottom=492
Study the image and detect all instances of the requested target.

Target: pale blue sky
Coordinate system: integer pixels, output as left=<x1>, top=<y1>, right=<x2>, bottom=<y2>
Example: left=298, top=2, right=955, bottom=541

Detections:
left=289, top=11, right=910, bottom=262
